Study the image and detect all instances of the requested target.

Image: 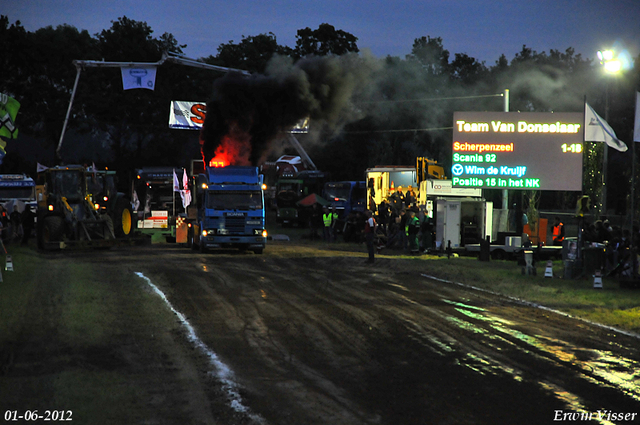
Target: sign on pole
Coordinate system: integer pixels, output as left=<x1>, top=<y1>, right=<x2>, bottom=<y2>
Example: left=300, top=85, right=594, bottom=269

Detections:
left=451, top=112, right=584, bottom=191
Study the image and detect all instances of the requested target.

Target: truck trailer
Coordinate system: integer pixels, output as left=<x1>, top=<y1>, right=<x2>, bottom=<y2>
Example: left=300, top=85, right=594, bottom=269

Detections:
left=322, top=180, right=366, bottom=231
left=187, top=165, right=267, bottom=254
left=0, top=174, right=37, bottom=213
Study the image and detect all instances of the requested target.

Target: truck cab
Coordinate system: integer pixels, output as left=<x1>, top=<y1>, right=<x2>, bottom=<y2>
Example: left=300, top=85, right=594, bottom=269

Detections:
left=191, top=165, right=267, bottom=254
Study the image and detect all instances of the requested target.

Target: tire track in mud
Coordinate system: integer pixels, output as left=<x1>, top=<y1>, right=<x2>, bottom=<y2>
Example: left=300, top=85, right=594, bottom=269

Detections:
left=373, top=270, right=640, bottom=421
left=162, top=254, right=554, bottom=424
left=201, top=255, right=640, bottom=424
left=97, top=245, right=640, bottom=424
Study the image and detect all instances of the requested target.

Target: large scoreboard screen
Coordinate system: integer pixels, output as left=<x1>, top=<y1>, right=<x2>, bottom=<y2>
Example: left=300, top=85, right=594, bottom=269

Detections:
left=451, top=112, right=584, bottom=191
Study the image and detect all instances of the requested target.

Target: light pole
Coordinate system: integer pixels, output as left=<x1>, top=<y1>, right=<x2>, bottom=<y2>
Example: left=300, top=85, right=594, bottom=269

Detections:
left=596, top=50, right=622, bottom=216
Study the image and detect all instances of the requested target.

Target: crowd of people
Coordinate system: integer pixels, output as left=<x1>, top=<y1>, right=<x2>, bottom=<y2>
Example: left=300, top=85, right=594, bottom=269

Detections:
left=580, top=218, right=637, bottom=277
left=370, top=186, right=434, bottom=254
left=0, top=204, right=35, bottom=245
left=306, top=185, right=434, bottom=263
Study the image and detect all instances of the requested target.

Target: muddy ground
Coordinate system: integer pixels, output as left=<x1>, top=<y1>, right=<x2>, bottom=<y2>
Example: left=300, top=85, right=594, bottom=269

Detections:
left=1, top=241, right=640, bottom=424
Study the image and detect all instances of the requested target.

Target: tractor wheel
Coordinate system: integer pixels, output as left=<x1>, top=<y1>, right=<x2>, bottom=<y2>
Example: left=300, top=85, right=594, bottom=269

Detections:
left=38, top=216, right=64, bottom=248
left=113, top=198, right=133, bottom=238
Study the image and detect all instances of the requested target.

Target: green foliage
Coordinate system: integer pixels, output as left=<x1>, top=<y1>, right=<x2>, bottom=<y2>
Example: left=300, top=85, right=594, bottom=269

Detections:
left=294, top=23, right=359, bottom=58
left=210, top=32, right=293, bottom=74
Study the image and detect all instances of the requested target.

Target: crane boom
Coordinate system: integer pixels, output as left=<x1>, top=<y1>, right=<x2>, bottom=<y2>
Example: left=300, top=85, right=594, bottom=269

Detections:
left=57, top=53, right=249, bottom=159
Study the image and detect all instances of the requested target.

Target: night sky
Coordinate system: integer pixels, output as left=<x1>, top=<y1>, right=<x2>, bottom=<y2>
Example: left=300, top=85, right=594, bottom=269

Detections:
left=4, top=0, right=639, bottom=66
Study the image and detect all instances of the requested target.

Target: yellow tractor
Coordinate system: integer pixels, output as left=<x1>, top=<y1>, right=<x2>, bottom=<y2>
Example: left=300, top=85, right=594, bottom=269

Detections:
left=36, top=165, right=134, bottom=249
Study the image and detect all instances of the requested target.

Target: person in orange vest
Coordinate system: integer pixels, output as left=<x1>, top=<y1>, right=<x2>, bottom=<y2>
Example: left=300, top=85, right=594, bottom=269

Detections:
left=552, top=216, right=565, bottom=246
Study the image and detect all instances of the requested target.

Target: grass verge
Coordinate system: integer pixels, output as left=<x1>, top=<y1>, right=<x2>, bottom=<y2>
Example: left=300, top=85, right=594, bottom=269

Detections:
left=269, top=222, right=640, bottom=335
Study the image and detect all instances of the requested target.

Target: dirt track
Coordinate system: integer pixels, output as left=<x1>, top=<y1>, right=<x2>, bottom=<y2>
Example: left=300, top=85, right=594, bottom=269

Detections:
left=3, top=241, right=640, bottom=424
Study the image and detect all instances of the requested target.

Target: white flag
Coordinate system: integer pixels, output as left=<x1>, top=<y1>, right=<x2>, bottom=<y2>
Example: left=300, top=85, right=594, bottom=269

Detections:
left=181, top=168, right=191, bottom=209
left=634, top=92, right=640, bottom=143
left=584, top=103, right=627, bottom=152
left=36, top=163, right=49, bottom=173
left=121, top=66, right=157, bottom=90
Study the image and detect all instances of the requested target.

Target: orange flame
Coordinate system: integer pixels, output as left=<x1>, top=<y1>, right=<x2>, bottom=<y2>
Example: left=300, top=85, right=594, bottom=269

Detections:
left=204, top=128, right=252, bottom=167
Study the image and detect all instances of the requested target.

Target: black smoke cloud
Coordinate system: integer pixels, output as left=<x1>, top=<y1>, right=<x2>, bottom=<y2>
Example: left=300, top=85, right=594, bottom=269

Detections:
left=200, top=53, right=378, bottom=166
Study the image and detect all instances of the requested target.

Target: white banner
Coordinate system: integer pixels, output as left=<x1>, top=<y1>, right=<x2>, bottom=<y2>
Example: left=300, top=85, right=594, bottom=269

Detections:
left=169, top=101, right=206, bottom=130
left=121, top=66, right=157, bottom=90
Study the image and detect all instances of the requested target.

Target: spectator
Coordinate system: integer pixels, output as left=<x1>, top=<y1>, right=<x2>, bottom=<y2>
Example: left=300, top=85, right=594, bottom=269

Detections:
left=551, top=216, right=565, bottom=246
left=21, top=207, right=35, bottom=245
left=377, top=200, right=390, bottom=233
left=10, top=205, right=22, bottom=243
left=389, top=187, right=404, bottom=213
left=363, top=210, right=377, bottom=263
left=405, top=187, right=417, bottom=209
left=407, top=209, right=420, bottom=254
left=420, top=212, right=433, bottom=253
left=399, top=209, right=408, bottom=250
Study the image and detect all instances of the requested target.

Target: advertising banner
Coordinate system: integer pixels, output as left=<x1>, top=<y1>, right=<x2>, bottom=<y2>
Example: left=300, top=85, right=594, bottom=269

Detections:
left=169, top=101, right=207, bottom=130
left=168, top=101, right=308, bottom=133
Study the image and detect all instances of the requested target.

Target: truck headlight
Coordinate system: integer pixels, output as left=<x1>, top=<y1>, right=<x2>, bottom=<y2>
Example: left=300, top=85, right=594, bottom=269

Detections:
left=202, top=229, right=209, bottom=237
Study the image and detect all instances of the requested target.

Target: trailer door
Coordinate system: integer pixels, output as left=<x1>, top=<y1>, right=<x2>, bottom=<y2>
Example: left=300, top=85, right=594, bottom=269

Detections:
left=436, top=200, right=461, bottom=249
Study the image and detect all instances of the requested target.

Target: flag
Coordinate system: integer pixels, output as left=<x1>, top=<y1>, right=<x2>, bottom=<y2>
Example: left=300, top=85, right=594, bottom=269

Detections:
left=634, top=92, right=640, bottom=143
left=37, top=163, right=49, bottom=173
left=584, top=103, right=627, bottom=152
left=0, top=93, right=20, bottom=139
left=181, top=168, right=191, bottom=209
left=121, top=66, right=157, bottom=90
left=173, top=169, right=180, bottom=192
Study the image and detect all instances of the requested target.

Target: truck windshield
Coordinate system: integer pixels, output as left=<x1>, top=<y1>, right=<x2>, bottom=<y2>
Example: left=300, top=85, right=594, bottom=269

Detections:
left=53, top=171, right=83, bottom=202
left=324, top=183, right=351, bottom=201
left=207, top=190, right=263, bottom=210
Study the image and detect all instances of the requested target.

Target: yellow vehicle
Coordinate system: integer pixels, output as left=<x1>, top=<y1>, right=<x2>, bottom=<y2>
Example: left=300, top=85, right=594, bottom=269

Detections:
left=36, top=165, right=135, bottom=249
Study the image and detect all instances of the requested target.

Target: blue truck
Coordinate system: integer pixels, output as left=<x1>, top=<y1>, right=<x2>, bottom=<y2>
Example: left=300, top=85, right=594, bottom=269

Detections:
left=323, top=181, right=367, bottom=230
left=186, top=164, right=267, bottom=254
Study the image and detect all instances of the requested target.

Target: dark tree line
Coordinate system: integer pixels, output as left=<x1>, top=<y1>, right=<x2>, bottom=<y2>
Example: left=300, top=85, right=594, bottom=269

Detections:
left=1, top=15, right=639, bottom=213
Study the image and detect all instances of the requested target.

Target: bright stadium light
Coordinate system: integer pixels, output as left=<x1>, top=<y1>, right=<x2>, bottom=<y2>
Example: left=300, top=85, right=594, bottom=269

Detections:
left=597, top=49, right=622, bottom=74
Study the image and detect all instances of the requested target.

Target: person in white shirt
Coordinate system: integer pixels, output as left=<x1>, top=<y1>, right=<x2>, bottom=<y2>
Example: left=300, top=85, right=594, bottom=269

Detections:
left=364, top=210, right=376, bottom=263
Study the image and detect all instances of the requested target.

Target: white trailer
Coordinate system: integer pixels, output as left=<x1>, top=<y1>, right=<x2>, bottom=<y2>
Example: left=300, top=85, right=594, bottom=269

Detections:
left=435, top=198, right=493, bottom=249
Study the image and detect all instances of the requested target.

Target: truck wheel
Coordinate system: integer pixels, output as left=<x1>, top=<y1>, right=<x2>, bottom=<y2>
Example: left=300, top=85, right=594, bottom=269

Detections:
left=39, top=216, right=63, bottom=248
left=491, top=249, right=506, bottom=260
left=199, top=236, right=207, bottom=253
left=113, top=198, right=133, bottom=238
